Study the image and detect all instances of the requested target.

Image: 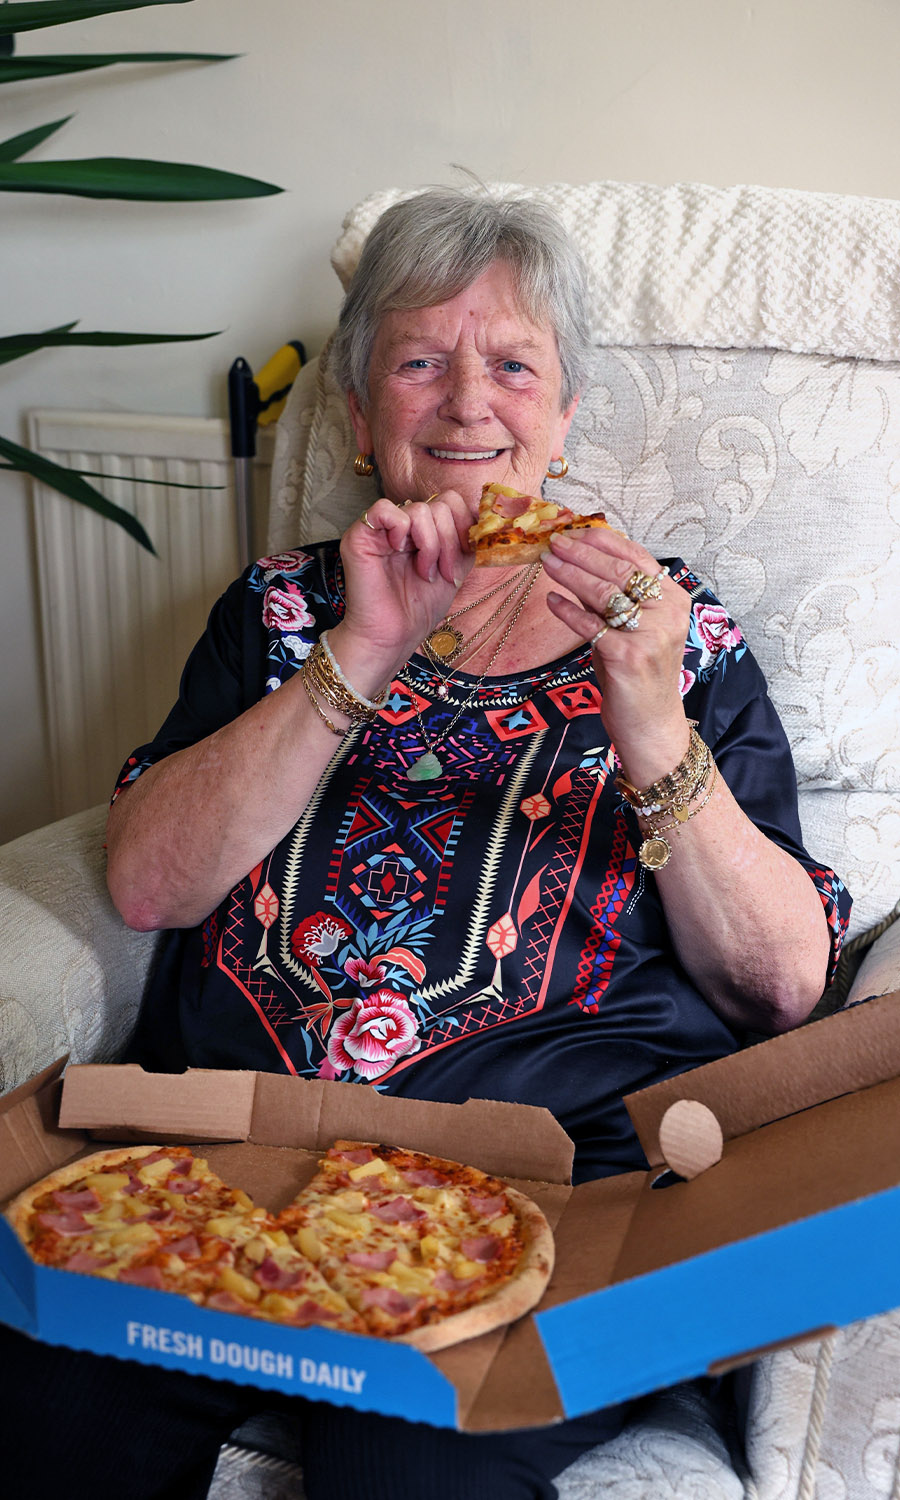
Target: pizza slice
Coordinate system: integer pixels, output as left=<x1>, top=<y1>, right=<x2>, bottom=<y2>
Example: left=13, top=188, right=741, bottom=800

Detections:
left=469, top=481, right=610, bottom=566
left=274, top=1140, right=555, bottom=1352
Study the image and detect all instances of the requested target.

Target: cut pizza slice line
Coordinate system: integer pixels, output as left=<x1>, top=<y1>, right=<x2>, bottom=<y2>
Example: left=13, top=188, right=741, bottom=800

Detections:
left=470, top=482, right=611, bottom=566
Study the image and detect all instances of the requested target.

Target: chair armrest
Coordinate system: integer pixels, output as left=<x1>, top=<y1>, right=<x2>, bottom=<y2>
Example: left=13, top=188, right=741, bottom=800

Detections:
left=0, top=804, right=159, bottom=1095
left=847, top=912, right=900, bottom=1004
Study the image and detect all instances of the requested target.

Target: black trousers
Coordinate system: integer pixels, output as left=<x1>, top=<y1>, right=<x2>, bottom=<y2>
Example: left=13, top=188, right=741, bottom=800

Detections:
left=0, top=1325, right=635, bottom=1500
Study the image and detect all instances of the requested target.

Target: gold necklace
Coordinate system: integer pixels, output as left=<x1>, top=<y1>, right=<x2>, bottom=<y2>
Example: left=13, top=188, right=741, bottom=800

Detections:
left=422, top=568, right=530, bottom=667
left=404, top=566, right=542, bottom=782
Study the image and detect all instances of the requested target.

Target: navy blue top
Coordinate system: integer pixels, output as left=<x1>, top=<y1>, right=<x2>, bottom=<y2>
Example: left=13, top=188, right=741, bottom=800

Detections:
left=116, top=543, right=851, bottom=1182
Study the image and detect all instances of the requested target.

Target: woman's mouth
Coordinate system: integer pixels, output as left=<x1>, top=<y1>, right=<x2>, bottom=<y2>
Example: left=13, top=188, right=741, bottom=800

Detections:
left=427, top=448, right=503, bottom=461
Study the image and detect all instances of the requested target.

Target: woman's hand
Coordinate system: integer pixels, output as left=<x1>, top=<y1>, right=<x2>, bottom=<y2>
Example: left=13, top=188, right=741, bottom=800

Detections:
left=332, top=491, right=477, bottom=692
left=542, top=527, right=692, bottom=787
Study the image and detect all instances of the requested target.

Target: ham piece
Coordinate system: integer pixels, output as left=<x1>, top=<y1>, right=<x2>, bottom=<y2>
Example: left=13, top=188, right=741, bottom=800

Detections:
left=253, top=1256, right=304, bottom=1291
left=36, top=1210, right=90, bottom=1236
left=345, top=1249, right=396, bottom=1271
left=118, top=1265, right=165, bottom=1289
left=369, top=1196, right=426, bottom=1224
left=50, top=1188, right=101, bottom=1213
left=468, top=1194, right=506, bottom=1220
left=460, top=1236, right=500, bottom=1262
left=361, top=1286, right=420, bottom=1315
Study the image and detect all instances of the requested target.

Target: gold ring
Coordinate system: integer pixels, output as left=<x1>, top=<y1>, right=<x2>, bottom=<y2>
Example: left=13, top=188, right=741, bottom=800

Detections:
left=624, top=569, right=664, bottom=602
left=361, top=510, right=377, bottom=531
left=606, top=597, right=642, bottom=631
left=425, top=492, right=439, bottom=503
left=590, top=623, right=609, bottom=645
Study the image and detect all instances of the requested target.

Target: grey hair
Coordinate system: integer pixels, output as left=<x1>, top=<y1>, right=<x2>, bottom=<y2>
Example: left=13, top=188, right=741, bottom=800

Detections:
left=332, top=187, right=593, bottom=412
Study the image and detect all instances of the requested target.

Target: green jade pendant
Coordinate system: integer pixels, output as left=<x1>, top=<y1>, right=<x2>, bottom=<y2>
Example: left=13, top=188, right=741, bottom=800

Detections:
left=407, top=752, right=443, bottom=782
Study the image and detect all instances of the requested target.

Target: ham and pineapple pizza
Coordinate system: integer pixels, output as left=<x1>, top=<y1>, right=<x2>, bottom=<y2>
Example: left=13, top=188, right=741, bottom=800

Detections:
left=7, top=1140, right=554, bottom=1352
left=470, top=481, right=611, bottom=565
left=276, top=1141, right=554, bottom=1352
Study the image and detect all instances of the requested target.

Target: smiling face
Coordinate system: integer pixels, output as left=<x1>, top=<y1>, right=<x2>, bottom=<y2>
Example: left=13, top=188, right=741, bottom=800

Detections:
left=347, top=260, right=579, bottom=507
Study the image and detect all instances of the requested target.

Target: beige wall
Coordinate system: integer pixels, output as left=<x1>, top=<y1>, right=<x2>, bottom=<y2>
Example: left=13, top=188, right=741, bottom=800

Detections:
left=3, top=0, right=900, bottom=839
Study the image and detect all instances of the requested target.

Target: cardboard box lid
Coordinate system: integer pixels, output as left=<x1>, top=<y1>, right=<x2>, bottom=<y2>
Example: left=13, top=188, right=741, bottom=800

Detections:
left=58, top=1065, right=576, bottom=1185
left=624, top=991, right=900, bottom=1168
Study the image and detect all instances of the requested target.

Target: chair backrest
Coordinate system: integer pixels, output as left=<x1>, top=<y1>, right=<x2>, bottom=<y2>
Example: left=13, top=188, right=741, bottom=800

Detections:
left=267, top=181, right=900, bottom=944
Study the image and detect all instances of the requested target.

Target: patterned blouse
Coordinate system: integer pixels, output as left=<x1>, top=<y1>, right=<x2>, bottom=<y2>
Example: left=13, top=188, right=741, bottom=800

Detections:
left=116, top=543, right=851, bottom=1182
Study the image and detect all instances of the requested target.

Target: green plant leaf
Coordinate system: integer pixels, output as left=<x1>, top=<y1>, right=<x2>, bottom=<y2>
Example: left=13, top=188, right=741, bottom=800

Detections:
left=0, top=53, right=237, bottom=84
left=0, top=1, right=192, bottom=37
left=0, top=325, right=220, bottom=367
left=0, top=117, right=72, bottom=162
left=0, top=156, right=282, bottom=200
left=0, top=433, right=156, bottom=553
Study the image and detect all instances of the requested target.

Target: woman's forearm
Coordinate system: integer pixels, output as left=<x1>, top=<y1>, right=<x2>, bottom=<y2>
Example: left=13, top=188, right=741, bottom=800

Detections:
left=106, top=672, right=355, bottom=931
left=649, top=774, right=831, bottom=1033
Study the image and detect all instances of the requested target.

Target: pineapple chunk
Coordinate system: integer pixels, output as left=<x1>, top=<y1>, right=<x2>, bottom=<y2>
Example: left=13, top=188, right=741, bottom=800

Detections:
left=136, top=1157, right=175, bottom=1184
left=453, top=1257, right=485, bottom=1280
left=418, top=1234, right=450, bottom=1263
left=95, top=1201, right=126, bottom=1224
left=322, top=1207, right=365, bottom=1234
left=388, top=1260, right=433, bottom=1294
left=517, top=511, right=539, bottom=532
left=109, top=1221, right=158, bottom=1248
left=242, top=1237, right=269, bottom=1265
left=474, top=512, right=504, bottom=535
left=347, top=1157, right=388, bottom=1182
left=294, top=1227, right=324, bottom=1262
left=231, top=1188, right=254, bottom=1210
left=84, top=1171, right=130, bottom=1199
left=258, top=1291, right=294, bottom=1318
left=332, top=1189, right=366, bottom=1214
left=219, top=1266, right=261, bottom=1303
left=206, top=1214, right=241, bottom=1237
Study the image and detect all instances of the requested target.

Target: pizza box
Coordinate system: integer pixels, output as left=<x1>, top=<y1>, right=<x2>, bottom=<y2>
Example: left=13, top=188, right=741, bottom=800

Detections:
left=1, top=989, right=900, bottom=1432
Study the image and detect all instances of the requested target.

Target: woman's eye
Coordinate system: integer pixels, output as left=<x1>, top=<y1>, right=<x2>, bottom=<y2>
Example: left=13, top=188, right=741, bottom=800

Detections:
left=501, top=360, right=525, bottom=373
left=405, top=359, right=432, bottom=370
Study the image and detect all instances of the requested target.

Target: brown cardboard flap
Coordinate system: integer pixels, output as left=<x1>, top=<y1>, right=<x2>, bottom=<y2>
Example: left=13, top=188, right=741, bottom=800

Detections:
left=0, top=1062, right=85, bottom=1204
left=58, top=1064, right=257, bottom=1142
left=456, top=1315, right=566, bottom=1432
left=313, top=1082, right=575, bottom=1185
left=624, top=991, right=900, bottom=1166
left=546, top=1173, right=645, bottom=1306
left=613, top=1076, right=900, bottom=1280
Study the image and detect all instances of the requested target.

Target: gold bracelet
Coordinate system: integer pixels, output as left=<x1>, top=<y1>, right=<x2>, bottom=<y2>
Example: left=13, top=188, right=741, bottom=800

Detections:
left=305, top=643, right=378, bottom=727
left=300, top=668, right=346, bottom=737
left=637, top=760, right=718, bottom=870
left=616, top=724, right=709, bottom=815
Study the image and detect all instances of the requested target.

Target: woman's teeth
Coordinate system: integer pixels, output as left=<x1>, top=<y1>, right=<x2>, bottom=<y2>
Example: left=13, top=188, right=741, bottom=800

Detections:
left=428, top=449, right=501, bottom=460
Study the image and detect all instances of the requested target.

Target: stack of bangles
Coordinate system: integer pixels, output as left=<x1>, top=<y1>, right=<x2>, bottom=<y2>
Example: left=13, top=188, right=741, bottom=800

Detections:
left=300, top=631, right=390, bottom=736
left=615, top=722, right=718, bottom=870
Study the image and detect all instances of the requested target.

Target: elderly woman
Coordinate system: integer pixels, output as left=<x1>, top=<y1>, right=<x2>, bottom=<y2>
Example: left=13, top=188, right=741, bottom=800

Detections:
left=4, top=188, right=849, bottom=1500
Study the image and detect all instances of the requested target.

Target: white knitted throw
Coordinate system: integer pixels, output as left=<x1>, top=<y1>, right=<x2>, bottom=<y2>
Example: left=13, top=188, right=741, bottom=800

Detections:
left=331, top=180, right=900, bottom=362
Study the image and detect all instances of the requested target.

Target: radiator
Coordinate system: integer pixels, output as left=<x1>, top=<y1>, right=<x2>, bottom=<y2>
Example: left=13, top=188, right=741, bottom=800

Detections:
left=28, top=410, right=275, bottom=820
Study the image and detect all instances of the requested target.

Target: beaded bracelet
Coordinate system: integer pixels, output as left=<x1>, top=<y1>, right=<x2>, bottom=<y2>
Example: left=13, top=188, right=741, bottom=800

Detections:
left=319, top=630, right=390, bottom=713
left=303, top=636, right=389, bottom=728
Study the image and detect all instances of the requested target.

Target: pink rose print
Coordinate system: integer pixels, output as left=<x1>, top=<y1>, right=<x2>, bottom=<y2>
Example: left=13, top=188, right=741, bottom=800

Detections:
left=693, top=604, right=743, bottom=657
left=679, top=667, right=696, bottom=697
left=344, top=956, right=388, bottom=989
left=257, top=550, right=310, bottom=574
left=290, top=911, right=353, bottom=968
left=262, top=581, right=314, bottom=633
left=327, top=990, right=421, bottom=1081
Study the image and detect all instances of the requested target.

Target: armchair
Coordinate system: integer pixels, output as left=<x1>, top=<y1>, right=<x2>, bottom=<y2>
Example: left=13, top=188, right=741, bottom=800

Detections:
left=2, top=179, right=900, bottom=1498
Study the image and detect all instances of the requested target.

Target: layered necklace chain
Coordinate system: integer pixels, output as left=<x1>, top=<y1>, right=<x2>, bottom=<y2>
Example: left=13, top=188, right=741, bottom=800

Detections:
left=403, top=563, right=541, bottom=782
left=422, top=567, right=530, bottom=670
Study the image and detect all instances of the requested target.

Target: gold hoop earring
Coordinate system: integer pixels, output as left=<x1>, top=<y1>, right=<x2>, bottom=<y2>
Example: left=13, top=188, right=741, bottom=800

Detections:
left=354, top=453, right=375, bottom=478
left=546, top=456, right=568, bottom=479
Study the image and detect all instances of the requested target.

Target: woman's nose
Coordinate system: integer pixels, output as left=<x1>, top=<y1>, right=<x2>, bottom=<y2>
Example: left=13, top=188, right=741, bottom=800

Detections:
left=438, top=363, right=492, bottom=424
